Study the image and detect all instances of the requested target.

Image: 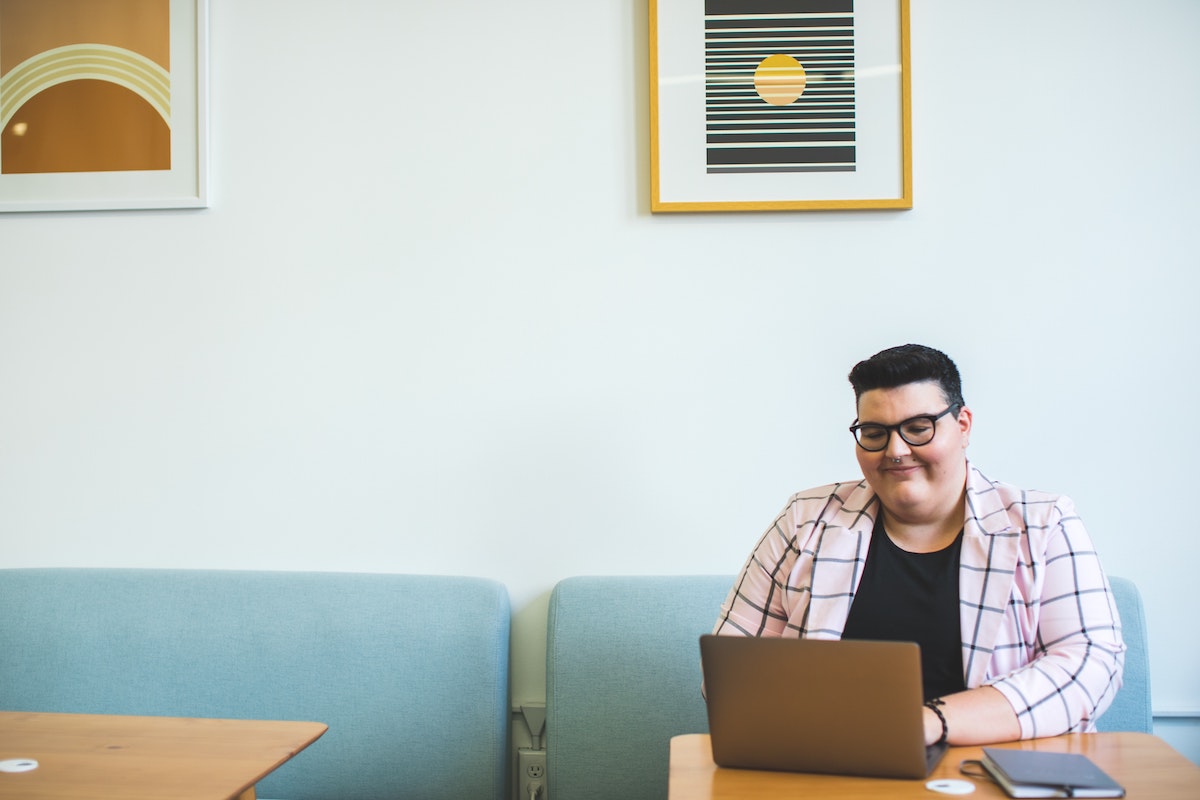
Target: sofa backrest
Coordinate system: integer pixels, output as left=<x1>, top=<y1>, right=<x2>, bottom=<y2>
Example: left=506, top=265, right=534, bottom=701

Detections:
left=0, top=569, right=511, bottom=800
left=546, top=575, right=730, bottom=800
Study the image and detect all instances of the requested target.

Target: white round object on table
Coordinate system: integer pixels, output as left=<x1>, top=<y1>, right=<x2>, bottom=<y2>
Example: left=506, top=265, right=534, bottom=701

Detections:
left=925, top=778, right=975, bottom=794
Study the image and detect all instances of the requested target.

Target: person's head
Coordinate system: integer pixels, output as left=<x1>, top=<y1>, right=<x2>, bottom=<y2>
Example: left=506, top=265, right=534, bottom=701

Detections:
left=846, top=345, right=972, bottom=528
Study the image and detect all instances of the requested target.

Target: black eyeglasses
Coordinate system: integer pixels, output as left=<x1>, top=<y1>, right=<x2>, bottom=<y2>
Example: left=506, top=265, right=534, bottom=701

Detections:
left=849, top=404, right=960, bottom=452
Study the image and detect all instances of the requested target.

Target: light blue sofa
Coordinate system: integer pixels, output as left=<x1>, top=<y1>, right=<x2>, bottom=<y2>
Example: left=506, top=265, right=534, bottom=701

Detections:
left=546, top=575, right=730, bottom=800
left=545, top=574, right=1151, bottom=800
left=0, top=569, right=511, bottom=800
left=1097, top=576, right=1153, bottom=733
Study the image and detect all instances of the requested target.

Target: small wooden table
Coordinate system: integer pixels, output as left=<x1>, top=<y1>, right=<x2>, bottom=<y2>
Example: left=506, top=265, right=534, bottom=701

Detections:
left=670, top=732, right=1200, bottom=799
left=0, top=711, right=327, bottom=800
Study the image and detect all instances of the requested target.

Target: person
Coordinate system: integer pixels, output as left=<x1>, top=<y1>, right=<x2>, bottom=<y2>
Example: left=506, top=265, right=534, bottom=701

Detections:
left=713, top=344, right=1125, bottom=746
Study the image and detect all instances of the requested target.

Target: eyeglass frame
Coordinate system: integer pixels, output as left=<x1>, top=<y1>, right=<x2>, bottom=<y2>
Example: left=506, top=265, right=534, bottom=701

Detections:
left=848, top=404, right=961, bottom=452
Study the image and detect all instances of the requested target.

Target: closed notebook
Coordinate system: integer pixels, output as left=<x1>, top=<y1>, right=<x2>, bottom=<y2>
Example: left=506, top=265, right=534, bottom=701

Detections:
left=980, top=747, right=1125, bottom=798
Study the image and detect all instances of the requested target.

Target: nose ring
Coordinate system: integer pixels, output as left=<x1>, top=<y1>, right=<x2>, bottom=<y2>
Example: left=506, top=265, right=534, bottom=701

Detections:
left=892, top=458, right=901, bottom=463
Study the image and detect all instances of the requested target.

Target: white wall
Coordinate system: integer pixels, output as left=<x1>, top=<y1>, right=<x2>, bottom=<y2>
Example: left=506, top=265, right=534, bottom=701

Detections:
left=2, top=0, right=1198, bottom=761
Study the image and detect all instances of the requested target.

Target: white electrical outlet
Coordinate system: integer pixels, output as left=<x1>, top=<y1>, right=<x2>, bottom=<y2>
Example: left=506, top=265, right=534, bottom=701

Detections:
left=518, top=747, right=547, bottom=800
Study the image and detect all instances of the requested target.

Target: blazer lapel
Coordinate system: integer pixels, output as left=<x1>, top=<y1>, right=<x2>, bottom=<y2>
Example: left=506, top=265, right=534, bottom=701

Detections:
left=959, top=464, right=1022, bottom=687
left=801, top=480, right=878, bottom=638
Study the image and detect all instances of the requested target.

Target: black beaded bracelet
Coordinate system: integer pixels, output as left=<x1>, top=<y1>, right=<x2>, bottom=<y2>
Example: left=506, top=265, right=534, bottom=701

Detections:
left=924, top=698, right=948, bottom=745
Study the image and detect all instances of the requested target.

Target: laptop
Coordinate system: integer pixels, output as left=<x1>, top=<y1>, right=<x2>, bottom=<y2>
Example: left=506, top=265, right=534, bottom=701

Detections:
left=699, top=634, right=949, bottom=779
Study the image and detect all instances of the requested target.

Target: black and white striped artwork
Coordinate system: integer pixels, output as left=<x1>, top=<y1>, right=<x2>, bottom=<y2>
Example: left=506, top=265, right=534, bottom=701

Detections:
left=705, top=0, right=856, bottom=174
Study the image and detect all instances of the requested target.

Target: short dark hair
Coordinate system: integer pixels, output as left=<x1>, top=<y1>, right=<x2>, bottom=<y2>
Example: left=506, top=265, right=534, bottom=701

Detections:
left=847, top=344, right=965, bottom=408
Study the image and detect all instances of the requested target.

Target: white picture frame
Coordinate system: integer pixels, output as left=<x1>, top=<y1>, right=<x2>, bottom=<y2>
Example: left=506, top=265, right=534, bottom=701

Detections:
left=0, top=0, right=208, bottom=213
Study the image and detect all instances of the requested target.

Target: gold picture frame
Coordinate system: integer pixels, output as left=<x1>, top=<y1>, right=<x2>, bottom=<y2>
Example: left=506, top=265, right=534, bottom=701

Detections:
left=650, top=0, right=911, bottom=212
left=0, top=0, right=208, bottom=212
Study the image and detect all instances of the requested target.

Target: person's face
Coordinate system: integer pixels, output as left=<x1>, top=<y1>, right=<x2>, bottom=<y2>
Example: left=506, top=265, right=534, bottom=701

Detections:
left=853, top=381, right=972, bottom=523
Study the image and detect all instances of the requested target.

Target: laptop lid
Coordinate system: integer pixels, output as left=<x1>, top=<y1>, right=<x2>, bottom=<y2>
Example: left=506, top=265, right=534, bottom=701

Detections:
left=699, top=634, right=947, bottom=780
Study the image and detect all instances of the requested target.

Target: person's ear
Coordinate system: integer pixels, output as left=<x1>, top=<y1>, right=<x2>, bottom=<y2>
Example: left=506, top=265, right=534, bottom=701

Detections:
left=956, top=405, right=973, bottom=448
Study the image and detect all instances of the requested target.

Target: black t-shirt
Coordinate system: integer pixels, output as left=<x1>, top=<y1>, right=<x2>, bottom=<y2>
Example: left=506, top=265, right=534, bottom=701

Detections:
left=841, top=515, right=967, bottom=701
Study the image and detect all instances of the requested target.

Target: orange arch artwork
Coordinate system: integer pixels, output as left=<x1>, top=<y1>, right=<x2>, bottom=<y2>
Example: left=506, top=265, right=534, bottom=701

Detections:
left=0, top=0, right=171, bottom=174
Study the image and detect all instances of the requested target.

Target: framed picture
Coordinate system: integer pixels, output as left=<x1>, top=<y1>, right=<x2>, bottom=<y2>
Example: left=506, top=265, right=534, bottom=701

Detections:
left=650, top=0, right=910, bottom=212
left=0, top=0, right=208, bottom=213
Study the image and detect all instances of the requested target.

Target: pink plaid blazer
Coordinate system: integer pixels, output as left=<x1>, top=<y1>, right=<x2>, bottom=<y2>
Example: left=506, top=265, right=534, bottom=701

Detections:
left=714, top=463, right=1126, bottom=738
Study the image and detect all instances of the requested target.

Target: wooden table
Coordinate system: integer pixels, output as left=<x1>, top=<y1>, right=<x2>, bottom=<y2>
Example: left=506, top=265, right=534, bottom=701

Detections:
left=0, top=711, right=327, bottom=800
left=670, top=732, right=1200, bottom=799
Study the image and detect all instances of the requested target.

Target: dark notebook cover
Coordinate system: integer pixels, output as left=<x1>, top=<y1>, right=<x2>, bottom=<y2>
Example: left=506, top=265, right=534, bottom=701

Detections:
left=981, top=748, right=1125, bottom=798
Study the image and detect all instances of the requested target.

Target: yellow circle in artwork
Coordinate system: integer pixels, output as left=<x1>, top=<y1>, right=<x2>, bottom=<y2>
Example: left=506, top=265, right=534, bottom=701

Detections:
left=754, top=54, right=807, bottom=106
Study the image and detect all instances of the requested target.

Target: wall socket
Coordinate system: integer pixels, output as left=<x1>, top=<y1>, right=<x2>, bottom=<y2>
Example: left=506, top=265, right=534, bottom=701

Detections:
left=517, top=747, right=547, bottom=799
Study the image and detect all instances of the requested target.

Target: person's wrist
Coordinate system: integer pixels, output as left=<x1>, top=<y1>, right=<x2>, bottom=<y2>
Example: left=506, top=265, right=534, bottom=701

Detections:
left=922, top=706, right=939, bottom=745
left=923, top=698, right=948, bottom=746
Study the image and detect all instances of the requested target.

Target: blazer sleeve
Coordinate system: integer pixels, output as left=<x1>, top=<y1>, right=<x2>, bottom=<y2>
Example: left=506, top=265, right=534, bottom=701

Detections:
left=986, top=494, right=1126, bottom=738
left=713, top=498, right=798, bottom=638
